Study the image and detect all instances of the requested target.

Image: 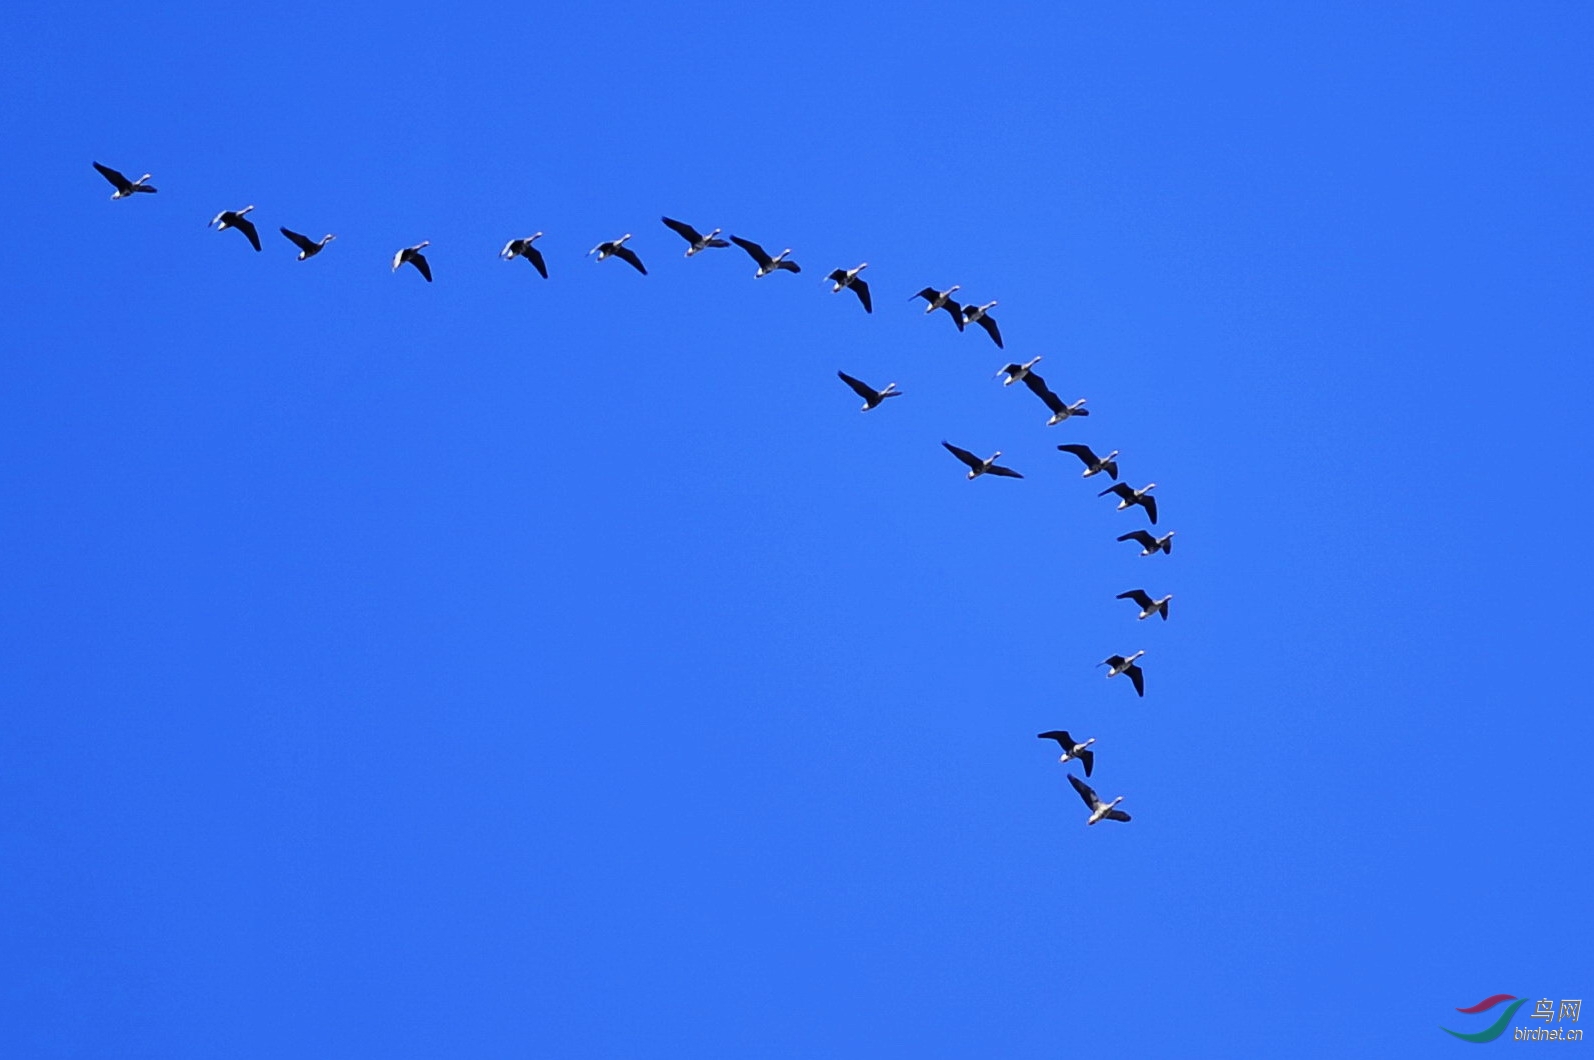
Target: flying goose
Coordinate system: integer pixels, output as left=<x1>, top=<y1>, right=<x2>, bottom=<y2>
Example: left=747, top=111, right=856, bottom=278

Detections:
left=588, top=234, right=647, bottom=275
left=1117, top=589, right=1172, bottom=621
left=209, top=206, right=261, bottom=251
left=911, top=286, right=965, bottom=330
left=392, top=241, right=432, bottom=281
left=93, top=162, right=156, bottom=198
left=500, top=233, right=548, bottom=277
left=997, top=356, right=1043, bottom=386
left=837, top=371, right=901, bottom=411
left=826, top=264, right=872, bottom=313
left=1118, top=529, right=1176, bottom=556
left=1022, top=374, right=1089, bottom=425
left=661, top=216, right=729, bottom=256
left=1037, top=731, right=1095, bottom=776
left=962, top=301, right=1003, bottom=348
left=1069, top=773, right=1131, bottom=825
left=1099, top=481, right=1157, bottom=524
left=941, top=441, right=1022, bottom=480
left=730, top=235, right=800, bottom=277
left=280, top=227, right=335, bottom=260
left=1056, top=444, right=1118, bottom=479
left=1099, top=651, right=1146, bottom=697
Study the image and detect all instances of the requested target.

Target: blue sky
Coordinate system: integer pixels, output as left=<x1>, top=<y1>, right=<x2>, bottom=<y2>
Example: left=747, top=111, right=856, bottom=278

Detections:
left=3, top=2, right=1591, bottom=1056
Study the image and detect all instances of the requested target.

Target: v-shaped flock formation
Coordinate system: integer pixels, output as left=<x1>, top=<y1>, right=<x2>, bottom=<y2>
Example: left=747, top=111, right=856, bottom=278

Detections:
left=93, top=159, right=1183, bottom=831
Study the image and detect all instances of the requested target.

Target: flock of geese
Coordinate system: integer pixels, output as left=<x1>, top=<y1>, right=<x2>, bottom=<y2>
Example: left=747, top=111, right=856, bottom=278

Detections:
left=93, top=158, right=1181, bottom=830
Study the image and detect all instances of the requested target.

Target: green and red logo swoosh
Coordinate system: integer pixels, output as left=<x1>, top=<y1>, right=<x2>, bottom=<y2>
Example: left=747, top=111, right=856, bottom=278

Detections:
left=1442, top=995, right=1527, bottom=1043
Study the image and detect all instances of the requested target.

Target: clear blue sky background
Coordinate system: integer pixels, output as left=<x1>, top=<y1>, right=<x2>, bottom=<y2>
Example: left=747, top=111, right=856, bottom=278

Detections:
left=3, top=2, right=1590, bottom=1056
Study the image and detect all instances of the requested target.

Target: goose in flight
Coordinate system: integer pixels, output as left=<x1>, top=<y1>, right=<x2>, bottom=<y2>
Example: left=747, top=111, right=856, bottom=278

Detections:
left=392, top=241, right=432, bottom=281
left=997, top=356, right=1043, bottom=386
left=93, top=161, right=156, bottom=198
left=1023, top=374, right=1089, bottom=425
left=661, top=216, right=729, bottom=256
left=279, top=227, right=335, bottom=260
left=1117, top=589, right=1172, bottom=621
left=1099, top=651, right=1146, bottom=697
left=962, top=301, right=1003, bottom=348
left=941, top=442, right=1022, bottom=480
left=1056, top=444, right=1118, bottom=480
left=589, top=234, right=647, bottom=275
left=1118, top=529, right=1176, bottom=556
left=209, top=206, right=261, bottom=251
left=826, top=264, right=872, bottom=313
left=730, top=235, right=800, bottom=277
left=1099, top=481, right=1158, bottom=524
left=500, top=233, right=548, bottom=277
left=836, top=371, right=901, bottom=411
left=1069, top=773, right=1131, bottom=825
left=1037, top=731, right=1095, bottom=776
left=912, top=286, right=965, bottom=330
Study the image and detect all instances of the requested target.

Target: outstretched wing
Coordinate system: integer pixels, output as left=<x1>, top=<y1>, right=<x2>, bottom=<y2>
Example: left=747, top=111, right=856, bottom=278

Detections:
left=1117, top=589, right=1154, bottom=609
left=1057, top=443, right=1095, bottom=466
left=1037, top=730, right=1075, bottom=748
left=93, top=161, right=132, bottom=194
left=1126, top=666, right=1145, bottom=697
left=776, top=258, right=801, bottom=274
left=661, top=216, right=703, bottom=244
left=911, top=287, right=938, bottom=302
left=851, top=278, right=872, bottom=313
left=1078, top=748, right=1095, bottom=778
left=613, top=245, right=648, bottom=275
left=940, top=441, right=981, bottom=470
left=1105, top=808, right=1131, bottom=822
left=1068, top=773, right=1100, bottom=810
left=1099, top=483, right=1133, bottom=500
left=234, top=216, right=262, bottom=251
left=939, top=300, right=965, bottom=329
left=730, top=235, right=772, bottom=267
left=524, top=244, right=548, bottom=278
left=836, top=371, right=876, bottom=401
left=1118, top=530, right=1156, bottom=549
left=280, top=227, right=316, bottom=253
left=974, top=314, right=1003, bottom=348
left=1141, top=495, right=1158, bottom=525
left=1023, top=375, right=1067, bottom=414
left=986, top=463, right=1024, bottom=479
